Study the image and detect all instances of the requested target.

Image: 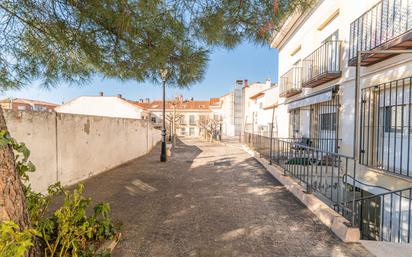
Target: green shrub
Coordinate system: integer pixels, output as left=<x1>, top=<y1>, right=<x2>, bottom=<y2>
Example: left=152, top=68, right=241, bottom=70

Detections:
left=37, top=184, right=117, bottom=257
left=0, top=221, right=38, bottom=257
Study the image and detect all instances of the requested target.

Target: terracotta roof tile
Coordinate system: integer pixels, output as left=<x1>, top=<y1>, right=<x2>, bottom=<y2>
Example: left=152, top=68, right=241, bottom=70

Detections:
left=147, top=100, right=211, bottom=110
left=0, top=98, right=59, bottom=107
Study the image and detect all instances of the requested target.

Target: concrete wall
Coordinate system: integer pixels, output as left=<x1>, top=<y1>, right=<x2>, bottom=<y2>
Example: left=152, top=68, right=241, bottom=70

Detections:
left=4, top=110, right=161, bottom=192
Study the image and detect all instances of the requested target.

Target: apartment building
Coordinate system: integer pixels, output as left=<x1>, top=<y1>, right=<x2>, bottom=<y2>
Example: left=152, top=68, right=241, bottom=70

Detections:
left=243, top=80, right=278, bottom=137
left=267, top=0, right=412, bottom=242
left=0, top=98, right=58, bottom=112
left=147, top=98, right=214, bottom=137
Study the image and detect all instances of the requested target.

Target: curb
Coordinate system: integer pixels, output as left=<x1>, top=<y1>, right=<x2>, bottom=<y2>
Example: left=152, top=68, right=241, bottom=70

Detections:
left=241, top=145, right=360, bottom=243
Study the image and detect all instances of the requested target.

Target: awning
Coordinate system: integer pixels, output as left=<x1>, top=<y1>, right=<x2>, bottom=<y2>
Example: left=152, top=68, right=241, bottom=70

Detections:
left=287, top=88, right=335, bottom=110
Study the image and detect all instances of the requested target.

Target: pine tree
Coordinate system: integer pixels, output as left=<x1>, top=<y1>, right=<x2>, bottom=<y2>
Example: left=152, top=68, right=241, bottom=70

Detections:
left=0, top=0, right=314, bottom=242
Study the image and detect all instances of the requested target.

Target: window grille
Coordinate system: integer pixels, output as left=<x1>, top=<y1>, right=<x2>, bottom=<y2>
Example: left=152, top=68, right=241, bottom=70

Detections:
left=360, top=76, right=412, bottom=177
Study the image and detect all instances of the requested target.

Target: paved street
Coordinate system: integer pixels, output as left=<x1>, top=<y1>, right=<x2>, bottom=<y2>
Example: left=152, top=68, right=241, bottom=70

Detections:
left=81, top=138, right=372, bottom=257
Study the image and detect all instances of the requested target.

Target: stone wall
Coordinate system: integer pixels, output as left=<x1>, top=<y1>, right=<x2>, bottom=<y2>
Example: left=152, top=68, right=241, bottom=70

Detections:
left=4, top=110, right=161, bottom=192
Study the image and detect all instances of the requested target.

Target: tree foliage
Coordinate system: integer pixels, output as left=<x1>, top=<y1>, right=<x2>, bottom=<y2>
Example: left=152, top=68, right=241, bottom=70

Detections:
left=0, top=0, right=314, bottom=89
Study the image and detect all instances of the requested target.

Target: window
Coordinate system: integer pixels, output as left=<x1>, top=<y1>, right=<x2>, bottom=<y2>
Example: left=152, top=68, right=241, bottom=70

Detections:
left=17, top=105, right=26, bottom=111
left=180, top=116, right=186, bottom=124
left=320, top=113, right=337, bottom=131
left=383, top=105, right=406, bottom=133
left=180, top=127, right=186, bottom=135
left=323, top=30, right=339, bottom=43
left=360, top=77, right=412, bottom=177
left=151, top=117, right=157, bottom=123
left=189, top=115, right=195, bottom=125
left=189, top=127, right=195, bottom=136
left=289, top=109, right=300, bottom=137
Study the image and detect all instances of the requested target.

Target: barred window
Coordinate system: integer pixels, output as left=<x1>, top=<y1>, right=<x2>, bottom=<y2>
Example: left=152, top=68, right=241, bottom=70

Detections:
left=360, top=76, right=412, bottom=177
left=320, top=113, right=337, bottom=131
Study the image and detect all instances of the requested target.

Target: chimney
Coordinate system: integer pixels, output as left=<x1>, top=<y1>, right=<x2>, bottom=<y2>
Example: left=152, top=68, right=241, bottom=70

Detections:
left=145, top=98, right=150, bottom=103
left=190, top=97, right=194, bottom=101
left=244, top=79, right=249, bottom=88
left=117, top=94, right=122, bottom=98
left=139, top=99, right=144, bottom=103
left=179, top=95, right=183, bottom=104
left=99, top=92, right=104, bottom=96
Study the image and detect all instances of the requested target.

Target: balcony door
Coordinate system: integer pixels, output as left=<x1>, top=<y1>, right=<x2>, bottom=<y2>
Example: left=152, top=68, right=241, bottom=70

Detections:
left=323, top=31, right=339, bottom=73
left=310, top=94, right=340, bottom=153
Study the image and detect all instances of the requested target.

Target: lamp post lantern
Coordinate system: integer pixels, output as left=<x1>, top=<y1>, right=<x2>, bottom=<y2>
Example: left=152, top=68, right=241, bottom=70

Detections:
left=160, top=68, right=168, bottom=162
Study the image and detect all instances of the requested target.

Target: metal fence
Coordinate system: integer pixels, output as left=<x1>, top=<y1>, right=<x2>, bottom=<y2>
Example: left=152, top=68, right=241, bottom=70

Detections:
left=354, top=187, right=412, bottom=242
left=243, top=132, right=357, bottom=220
left=243, top=131, right=412, bottom=242
left=349, top=0, right=412, bottom=63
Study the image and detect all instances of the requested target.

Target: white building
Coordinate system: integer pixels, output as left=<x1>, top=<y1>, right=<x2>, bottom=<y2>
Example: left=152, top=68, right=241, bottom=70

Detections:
left=147, top=99, right=215, bottom=137
left=242, top=80, right=277, bottom=136
left=55, top=94, right=149, bottom=119
left=269, top=0, right=412, bottom=242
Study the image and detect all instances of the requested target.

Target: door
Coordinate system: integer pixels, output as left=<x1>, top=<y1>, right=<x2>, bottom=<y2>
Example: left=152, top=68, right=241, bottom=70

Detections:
left=310, top=95, right=340, bottom=153
left=323, top=30, right=339, bottom=73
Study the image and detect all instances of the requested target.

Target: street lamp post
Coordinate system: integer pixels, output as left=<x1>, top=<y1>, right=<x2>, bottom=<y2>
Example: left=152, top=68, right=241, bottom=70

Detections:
left=160, top=69, right=168, bottom=162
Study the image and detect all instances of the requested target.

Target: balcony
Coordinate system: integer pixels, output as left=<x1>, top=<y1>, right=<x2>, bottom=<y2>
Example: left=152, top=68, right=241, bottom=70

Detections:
left=348, top=0, right=412, bottom=66
left=279, top=67, right=302, bottom=98
left=302, top=41, right=342, bottom=88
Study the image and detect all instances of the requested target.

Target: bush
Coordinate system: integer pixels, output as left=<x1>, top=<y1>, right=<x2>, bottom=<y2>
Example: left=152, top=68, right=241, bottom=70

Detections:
left=0, top=221, right=38, bottom=257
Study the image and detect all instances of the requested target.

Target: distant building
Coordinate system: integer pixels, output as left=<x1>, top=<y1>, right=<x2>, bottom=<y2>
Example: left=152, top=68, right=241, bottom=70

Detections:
left=242, top=80, right=277, bottom=137
left=0, top=98, right=58, bottom=112
left=211, top=79, right=277, bottom=138
left=55, top=93, right=149, bottom=119
left=147, top=98, right=214, bottom=137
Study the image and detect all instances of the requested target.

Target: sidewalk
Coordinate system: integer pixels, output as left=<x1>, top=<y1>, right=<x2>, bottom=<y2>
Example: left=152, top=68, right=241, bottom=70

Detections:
left=80, top=138, right=372, bottom=257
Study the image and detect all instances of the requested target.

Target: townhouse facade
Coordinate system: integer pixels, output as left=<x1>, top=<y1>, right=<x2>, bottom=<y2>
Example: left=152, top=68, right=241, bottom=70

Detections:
left=147, top=98, right=216, bottom=137
left=260, top=0, right=412, bottom=242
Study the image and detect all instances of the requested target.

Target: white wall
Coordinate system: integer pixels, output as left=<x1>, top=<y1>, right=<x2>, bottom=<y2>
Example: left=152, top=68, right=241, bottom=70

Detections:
left=4, top=110, right=161, bottom=192
left=56, top=96, right=147, bottom=119
left=275, top=0, right=412, bottom=151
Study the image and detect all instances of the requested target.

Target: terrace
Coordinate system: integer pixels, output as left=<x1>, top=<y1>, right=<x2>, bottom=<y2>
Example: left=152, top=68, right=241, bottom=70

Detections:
left=279, top=66, right=302, bottom=98
left=302, top=41, right=342, bottom=88
left=348, top=0, right=412, bottom=66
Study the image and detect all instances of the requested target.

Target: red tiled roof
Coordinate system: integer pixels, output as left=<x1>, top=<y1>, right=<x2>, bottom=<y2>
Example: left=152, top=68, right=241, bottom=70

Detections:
left=126, top=100, right=150, bottom=110
left=0, top=98, right=59, bottom=107
left=147, top=100, right=211, bottom=110
left=209, top=98, right=220, bottom=105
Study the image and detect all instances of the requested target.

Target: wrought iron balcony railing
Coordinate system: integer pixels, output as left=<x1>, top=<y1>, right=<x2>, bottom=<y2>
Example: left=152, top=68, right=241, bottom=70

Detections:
left=279, top=66, right=302, bottom=98
left=302, top=41, right=342, bottom=88
left=349, top=0, right=412, bottom=66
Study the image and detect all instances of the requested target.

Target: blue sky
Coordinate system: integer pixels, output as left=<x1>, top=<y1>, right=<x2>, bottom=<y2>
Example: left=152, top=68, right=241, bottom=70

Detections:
left=0, top=42, right=278, bottom=104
